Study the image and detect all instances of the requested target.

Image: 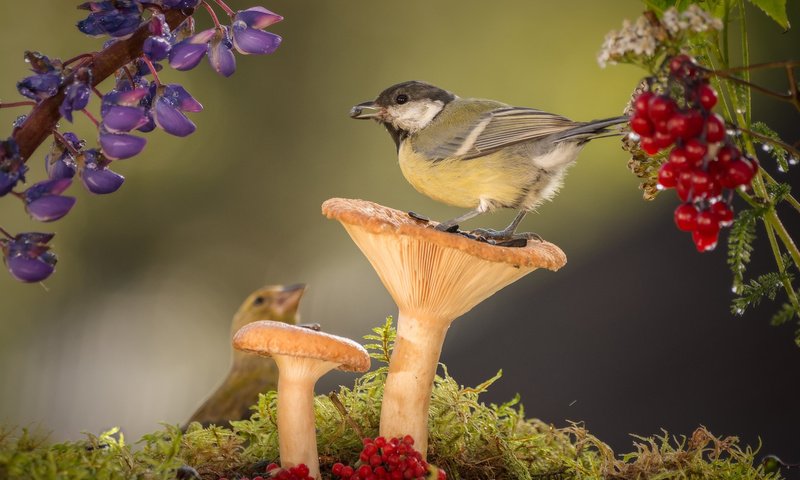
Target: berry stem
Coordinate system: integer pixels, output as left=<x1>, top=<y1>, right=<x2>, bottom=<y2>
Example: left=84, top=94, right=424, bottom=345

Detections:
left=202, top=1, right=222, bottom=28
left=764, top=220, right=800, bottom=320
left=10, top=7, right=192, bottom=162
left=92, top=86, right=104, bottom=100
left=0, top=101, right=36, bottom=109
left=213, top=0, right=235, bottom=17
left=81, top=109, right=100, bottom=127
left=141, top=56, right=162, bottom=87
left=0, top=226, right=13, bottom=239
left=738, top=126, right=800, bottom=159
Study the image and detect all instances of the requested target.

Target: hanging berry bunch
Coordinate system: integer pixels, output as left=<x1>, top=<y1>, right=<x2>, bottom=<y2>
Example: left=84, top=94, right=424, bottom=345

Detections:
left=629, top=54, right=757, bottom=252
left=331, top=436, right=447, bottom=480
left=216, top=463, right=315, bottom=480
left=0, top=0, right=283, bottom=283
left=601, top=3, right=800, bottom=345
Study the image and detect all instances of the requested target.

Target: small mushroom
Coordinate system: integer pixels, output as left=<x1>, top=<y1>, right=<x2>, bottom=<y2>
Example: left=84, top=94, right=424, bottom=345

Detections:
left=233, top=320, right=370, bottom=479
left=323, top=198, right=566, bottom=456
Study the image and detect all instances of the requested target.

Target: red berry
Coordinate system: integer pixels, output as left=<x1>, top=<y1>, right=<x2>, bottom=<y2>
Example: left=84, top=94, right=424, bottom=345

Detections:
left=438, top=469, right=447, bottom=480
left=684, top=139, right=708, bottom=166
left=716, top=145, right=740, bottom=163
left=676, top=170, right=693, bottom=201
left=658, top=161, right=679, bottom=188
left=639, top=136, right=659, bottom=155
left=634, top=92, right=654, bottom=117
left=342, top=466, right=355, bottom=477
left=374, top=437, right=387, bottom=448
left=711, top=202, right=734, bottom=226
left=697, top=84, right=718, bottom=110
left=691, top=170, right=717, bottom=198
left=692, top=230, right=719, bottom=252
left=648, top=95, right=676, bottom=122
left=402, top=435, right=414, bottom=446
left=266, top=463, right=280, bottom=472
left=721, top=158, right=756, bottom=188
left=294, top=465, right=310, bottom=478
left=669, top=54, right=696, bottom=78
left=630, top=115, right=653, bottom=136
left=358, top=465, right=372, bottom=478
left=695, top=210, right=720, bottom=235
left=653, top=130, right=675, bottom=149
left=668, top=147, right=690, bottom=169
left=704, top=113, right=726, bottom=142
left=333, top=463, right=345, bottom=476
left=674, top=203, right=698, bottom=231
left=667, top=111, right=702, bottom=140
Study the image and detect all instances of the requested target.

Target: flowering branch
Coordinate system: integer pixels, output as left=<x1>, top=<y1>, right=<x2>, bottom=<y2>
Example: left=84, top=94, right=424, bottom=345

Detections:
left=11, top=8, right=190, bottom=162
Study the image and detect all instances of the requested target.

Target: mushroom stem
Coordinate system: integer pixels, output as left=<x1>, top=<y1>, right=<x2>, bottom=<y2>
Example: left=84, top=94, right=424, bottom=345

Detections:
left=380, top=312, right=449, bottom=456
left=274, top=357, right=339, bottom=480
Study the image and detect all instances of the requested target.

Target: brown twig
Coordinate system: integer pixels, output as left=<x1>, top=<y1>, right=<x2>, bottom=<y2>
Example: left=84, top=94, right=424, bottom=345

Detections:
left=328, top=392, right=365, bottom=440
left=11, top=8, right=192, bottom=162
left=739, top=126, right=800, bottom=158
left=0, top=101, right=36, bottom=109
left=703, top=61, right=800, bottom=111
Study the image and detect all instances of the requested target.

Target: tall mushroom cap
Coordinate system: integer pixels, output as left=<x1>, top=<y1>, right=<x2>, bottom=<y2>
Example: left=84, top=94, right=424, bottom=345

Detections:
left=234, top=320, right=370, bottom=373
left=323, top=198, right=566, bottom=456
left=322, top=198, right=566, bottom=319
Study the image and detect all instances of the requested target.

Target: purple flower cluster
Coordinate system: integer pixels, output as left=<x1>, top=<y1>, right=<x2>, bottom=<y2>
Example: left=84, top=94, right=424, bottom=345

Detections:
left=169, top=6, right=282, bottom=76
left=1, top=0, right=282, bottom=283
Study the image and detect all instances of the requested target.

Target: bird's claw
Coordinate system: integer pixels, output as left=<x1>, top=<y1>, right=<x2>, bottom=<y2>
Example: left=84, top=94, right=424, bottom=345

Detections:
left=469, top=228, right=543, bottom=246
left=434, top=222, right=460, bottom=233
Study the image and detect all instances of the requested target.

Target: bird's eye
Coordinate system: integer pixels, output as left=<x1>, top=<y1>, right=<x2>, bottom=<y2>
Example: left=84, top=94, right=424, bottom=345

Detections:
left=395, top=94, right=409, bottom=105
left=253, top=296, right=265, bottom=306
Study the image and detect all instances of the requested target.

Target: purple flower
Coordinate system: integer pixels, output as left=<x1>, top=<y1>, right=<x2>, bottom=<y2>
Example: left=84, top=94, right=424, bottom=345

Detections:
left=17, top=73, right=62, bottom=101
left=23, top=179, right=76, bottom=222
left=231, top=7, right=282, bottom=55
left=152, top=84, right=202, bottom=137
left=208, top=26, right=236, bottom=77
left=1, top=138, right=28, bottom=197
left=99, top=131, right=146, bottom=159
left=1, top=232, right=57, bottom=283
left=59, top=81, right=92, bottom=122
left=80, top=149, right=124, bottom=194
left=77, top=1, right=143, bottom=38
left=45, top=133, right=82, bottom=180
left=160, top=0, right=201, bottom=8
left=168, top=28, right=214, bottom=71
left=100, top=88, right=149, bottom=131
left=144, top=35, right=171, bottom=61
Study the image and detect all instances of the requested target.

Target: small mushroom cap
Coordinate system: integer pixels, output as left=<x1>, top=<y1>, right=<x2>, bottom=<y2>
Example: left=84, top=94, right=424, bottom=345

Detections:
left=322, top=198, right=566, bottom=270
left=233, top=320, right=370, bottom=373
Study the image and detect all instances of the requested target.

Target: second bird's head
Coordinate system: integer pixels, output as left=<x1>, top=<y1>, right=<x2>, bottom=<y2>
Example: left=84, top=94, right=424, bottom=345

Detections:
left=231, top=283, right=306, bottom=334
left=350, top=81, right=456, bottom=136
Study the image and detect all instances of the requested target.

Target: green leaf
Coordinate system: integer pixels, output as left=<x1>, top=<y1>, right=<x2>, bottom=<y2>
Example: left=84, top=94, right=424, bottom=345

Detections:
left=747, top=0, right=790, bottom=29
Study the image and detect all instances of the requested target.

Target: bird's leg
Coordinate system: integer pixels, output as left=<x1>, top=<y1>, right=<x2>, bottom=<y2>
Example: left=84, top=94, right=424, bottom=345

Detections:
left=434, top=209, right=483, bottom=233
left=470, top=210, right=542, bottom=242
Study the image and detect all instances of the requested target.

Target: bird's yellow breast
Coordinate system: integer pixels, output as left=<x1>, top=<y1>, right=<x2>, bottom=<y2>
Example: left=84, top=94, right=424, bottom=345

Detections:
left=398, top=141, right=534, bottom=211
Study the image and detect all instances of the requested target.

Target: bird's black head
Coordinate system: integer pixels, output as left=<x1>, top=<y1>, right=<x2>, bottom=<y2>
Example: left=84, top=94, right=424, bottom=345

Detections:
left=350, top=81, right=456, bottom=148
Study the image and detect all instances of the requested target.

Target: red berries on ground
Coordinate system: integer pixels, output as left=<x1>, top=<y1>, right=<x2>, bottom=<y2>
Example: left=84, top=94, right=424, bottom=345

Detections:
left=332, top=436, right=446, bottom=480
left=630, top=54, right=758, bottom=252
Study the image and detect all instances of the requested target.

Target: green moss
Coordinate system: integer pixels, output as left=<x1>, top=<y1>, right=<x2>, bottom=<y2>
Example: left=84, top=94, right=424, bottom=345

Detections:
left=0, top=319, right=782, bottom=479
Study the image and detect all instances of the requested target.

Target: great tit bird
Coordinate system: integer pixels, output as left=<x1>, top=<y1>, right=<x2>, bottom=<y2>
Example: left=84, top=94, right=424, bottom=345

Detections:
left=186, top=284, right=310, bottom=427
left=350, top=81, right=628, bottom=241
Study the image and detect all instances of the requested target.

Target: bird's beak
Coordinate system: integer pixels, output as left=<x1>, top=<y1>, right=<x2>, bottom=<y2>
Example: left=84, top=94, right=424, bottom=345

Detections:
left=350, top=101, right=381, bottom=120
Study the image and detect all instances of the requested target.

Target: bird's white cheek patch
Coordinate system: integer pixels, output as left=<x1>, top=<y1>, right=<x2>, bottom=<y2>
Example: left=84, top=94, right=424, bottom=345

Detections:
left=388, top=101, right=444, bottom=133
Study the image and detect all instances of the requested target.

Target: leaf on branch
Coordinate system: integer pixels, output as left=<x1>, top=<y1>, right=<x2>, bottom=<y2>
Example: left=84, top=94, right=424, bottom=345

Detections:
left=732, top=271, right=794, bottom=315
left=727, top=208, right=759, bottom=293
left=766, top=182, right=792, bottom=203
left=750, top=121, right=791, bottom=172
left=770, top=300, right=797, bottom=326
left=747, top=0, right=791, bottom=30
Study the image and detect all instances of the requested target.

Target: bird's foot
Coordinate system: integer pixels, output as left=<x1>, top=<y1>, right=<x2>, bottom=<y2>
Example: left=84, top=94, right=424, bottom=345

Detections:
left=434, top=222, right=460, bottom=233
left=469, top=228, right=543, bottom=246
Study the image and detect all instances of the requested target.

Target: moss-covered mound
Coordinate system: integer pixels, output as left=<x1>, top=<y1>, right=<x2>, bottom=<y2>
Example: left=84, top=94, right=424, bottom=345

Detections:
left=0, top=320, right=781, bottom=479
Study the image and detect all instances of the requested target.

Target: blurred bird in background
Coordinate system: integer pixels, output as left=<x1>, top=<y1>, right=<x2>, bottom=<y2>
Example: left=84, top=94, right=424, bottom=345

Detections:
left=351, top=81, right=628, bottom=242
left=186, top=284, right=306, bottom=427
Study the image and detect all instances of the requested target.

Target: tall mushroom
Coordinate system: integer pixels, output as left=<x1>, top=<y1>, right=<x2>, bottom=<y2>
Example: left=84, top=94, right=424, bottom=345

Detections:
left=233, top=320, right=370, bottom=479
left=322, top=198, right=566, bottom=457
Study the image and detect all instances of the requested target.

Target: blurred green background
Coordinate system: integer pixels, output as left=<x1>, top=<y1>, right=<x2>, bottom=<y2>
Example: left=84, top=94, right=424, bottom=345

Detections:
left=1, top=0, right=798, bottom=461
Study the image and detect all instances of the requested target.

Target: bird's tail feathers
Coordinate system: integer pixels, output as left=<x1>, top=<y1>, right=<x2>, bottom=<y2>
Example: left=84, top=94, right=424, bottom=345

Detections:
left=554, top=115, right=629, bottom=143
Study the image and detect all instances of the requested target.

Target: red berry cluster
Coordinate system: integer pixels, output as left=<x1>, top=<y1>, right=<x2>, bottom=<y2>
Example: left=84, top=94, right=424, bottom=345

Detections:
left=629, top=54, right=758, bottom=252
left=218, top=463, right=314, bottom=480
left=332, top=436, right=446, bottom=480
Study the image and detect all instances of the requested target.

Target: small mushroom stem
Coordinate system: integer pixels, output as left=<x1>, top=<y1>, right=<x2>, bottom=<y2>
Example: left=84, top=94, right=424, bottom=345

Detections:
left=274, top=357, right=339, bottom=480
left=380, top=312, right=449, bottom=455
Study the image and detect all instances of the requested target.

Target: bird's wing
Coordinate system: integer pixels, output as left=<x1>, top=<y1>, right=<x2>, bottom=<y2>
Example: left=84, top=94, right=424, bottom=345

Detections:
left=426, top=107, right=582, bottom=160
